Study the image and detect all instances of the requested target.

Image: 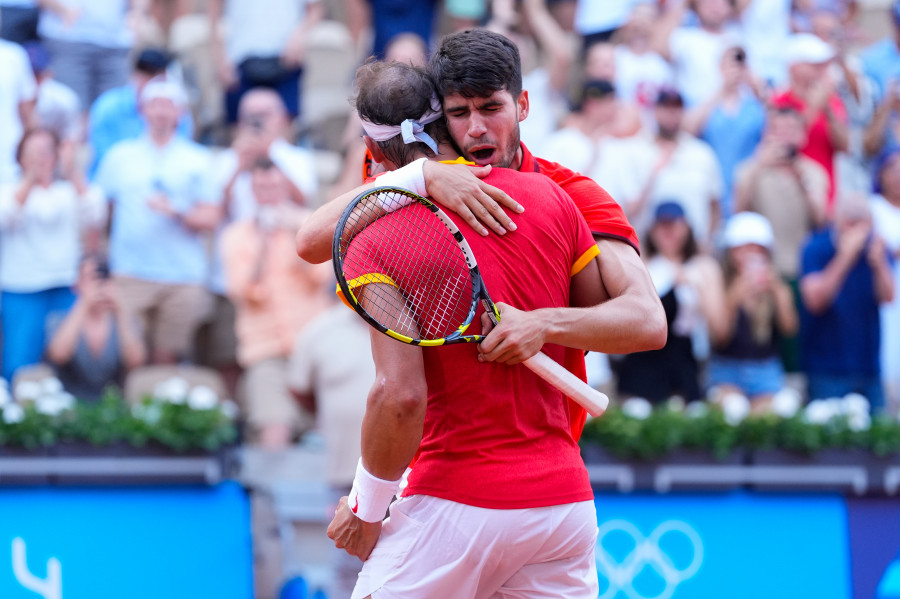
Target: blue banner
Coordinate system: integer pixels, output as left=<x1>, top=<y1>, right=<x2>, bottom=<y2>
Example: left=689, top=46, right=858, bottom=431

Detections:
left=0, top=482, right=252, bottom=599
left=847, top=497, right=900, bottom=599
left=593, top=491, right=850, bottom=599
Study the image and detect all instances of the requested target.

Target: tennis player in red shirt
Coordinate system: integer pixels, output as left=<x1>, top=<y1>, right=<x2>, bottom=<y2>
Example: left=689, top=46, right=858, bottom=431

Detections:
left=326, top=59, right=623, bottom=599
left=297, top=29, right=665, bottom=437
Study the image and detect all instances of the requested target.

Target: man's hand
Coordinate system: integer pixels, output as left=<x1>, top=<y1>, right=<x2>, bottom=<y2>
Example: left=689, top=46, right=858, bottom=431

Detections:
left=423, top=162, right=523, bottom=236
left=327, top=496, right=383, bottom=561
left=838, top=221, right=871, bottom=262
left=477, top=302, right=548, bottom=365
left=146, top=193, right=177, bottom=218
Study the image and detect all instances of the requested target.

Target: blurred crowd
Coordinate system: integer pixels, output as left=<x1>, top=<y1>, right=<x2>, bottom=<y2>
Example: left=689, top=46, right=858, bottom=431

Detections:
left=0, top=0, right=898, bottom=457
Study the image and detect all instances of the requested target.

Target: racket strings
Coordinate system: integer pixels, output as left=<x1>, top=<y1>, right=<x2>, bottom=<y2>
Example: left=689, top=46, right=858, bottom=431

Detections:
left=340, top=190, right=475, bottom=340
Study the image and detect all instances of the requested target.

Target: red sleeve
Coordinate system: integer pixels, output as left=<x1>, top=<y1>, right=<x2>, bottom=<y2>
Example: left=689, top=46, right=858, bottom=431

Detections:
left=536, top=157, right=641, bottom=252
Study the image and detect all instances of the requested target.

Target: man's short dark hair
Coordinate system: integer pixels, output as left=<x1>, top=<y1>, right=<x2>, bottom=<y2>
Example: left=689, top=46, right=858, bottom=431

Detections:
left=354, top=60, right=449, bottom=167
left=428, top=29, right=522, bottom=99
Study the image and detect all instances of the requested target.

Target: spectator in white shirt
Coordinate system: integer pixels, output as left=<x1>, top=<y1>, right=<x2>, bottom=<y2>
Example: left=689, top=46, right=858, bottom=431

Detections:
left=200, top=89, right=318, bottom=381
left=0, top=128, right=106, bottom=380
left=612, top=3, right=675, bottom=113
left=95, top=79, right=221, bottom=365
left=542, top=79, right=635, bottom=202
left=618, top=87, right=724, bottom=246
left=653, top=0, right=743, bottom=107
left=0, top=37, right=36, bottom=184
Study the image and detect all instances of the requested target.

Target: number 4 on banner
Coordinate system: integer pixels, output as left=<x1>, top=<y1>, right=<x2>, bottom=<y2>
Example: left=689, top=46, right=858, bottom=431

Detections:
left=12, top=537, right=61, bottom=599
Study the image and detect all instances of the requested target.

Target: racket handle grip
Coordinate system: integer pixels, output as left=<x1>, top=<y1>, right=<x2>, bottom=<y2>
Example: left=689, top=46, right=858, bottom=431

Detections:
left=523, top=351, right=609, bottom=417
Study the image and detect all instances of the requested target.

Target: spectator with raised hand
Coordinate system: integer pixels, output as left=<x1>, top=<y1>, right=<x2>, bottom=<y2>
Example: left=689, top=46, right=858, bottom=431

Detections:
left=615, top=201, right=726, bottom=404
left=0, top=128, right=106, bottom=381
left=684, top=45, right=765, bottom=218
left=611, top=3, right=674, bottom=115
left=811, top=9, right=877, bottom=195
left=209, top=0, right=323, bottom=124
left=734, top=105, right=828, bottom=281
left=707, top=212, right=798, bottom=411
left=222, top=158, right=330, bottom=449
left=861, top=0, right=900, bottom=101
left=88, top=48, right=193, bottom=177
left=618, top=87, right=723, bottom=247
left=581, top=42, right=642, bottom=137
left=0, top=34, right=36, bottom=184
left=652, top=0, right=743, bottom=107
left=24, top=41, right=82, bottom=181
left=799, top=193, right=895, bottom=409
left=203, top=88, right=318, bottom=396
left=772, top=33, right=848, bottom=208
left=46, top=257, right=146, bottom=401
left=38, top=0, right=146, bottom=112
left=871, top=148, right=900, bottom=411
left=95, top=79, right=220, bottom=365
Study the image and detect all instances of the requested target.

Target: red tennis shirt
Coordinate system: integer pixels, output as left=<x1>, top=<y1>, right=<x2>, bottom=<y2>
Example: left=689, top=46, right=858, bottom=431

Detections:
left=355, top=168, right=598, bottom=509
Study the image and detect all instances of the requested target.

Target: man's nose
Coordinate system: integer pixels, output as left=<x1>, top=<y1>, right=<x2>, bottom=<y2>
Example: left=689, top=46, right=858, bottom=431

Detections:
left=467, top=114, right=487, bottom=138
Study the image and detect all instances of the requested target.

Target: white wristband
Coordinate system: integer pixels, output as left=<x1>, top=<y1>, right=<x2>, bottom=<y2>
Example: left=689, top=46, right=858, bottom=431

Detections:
left=347, top=458, right=402, bottom=523
left=375, top=157, right=428, bottom=211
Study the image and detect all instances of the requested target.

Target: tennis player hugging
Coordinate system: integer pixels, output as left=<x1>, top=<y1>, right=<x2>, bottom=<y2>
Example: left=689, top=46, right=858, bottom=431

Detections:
left=295, top=29, right=666, bottom=599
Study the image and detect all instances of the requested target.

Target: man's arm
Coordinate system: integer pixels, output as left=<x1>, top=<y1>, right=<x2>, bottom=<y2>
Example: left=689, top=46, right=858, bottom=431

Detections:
left=327, top=328, right=427, bottom=561
left=296, top=162, right=522, bottom=264
left=800, top=224, right=869, bottom=315
left=478, top=239, right=667, bottom=364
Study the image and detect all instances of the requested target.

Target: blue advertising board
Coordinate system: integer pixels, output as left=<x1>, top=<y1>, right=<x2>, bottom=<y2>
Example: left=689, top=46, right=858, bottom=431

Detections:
left=847, top=497, right=900, bottom=599
left=0, top=482, right=252, bottom=599
left=593, top=491, right=851, bottom=599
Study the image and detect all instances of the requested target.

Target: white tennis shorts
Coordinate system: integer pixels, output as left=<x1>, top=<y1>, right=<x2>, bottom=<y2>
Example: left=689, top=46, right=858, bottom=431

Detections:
left=351, top=495, right=599, bottom=599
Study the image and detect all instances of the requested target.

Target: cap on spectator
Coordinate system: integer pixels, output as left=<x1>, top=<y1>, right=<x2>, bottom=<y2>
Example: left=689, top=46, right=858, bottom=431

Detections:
left=135, top=48, right=172, bottom=75
left=24, top=42, right=51, bottom=74
left=140, top=77, right=188, bottom=108
left=723, top=212, right=774, bottom=250
left=785, top=33, right=835, bottom=66
left=653, top=201, right=686, bottom=223
left=656, top=86, right=684, bottom=107
left=583, top=79, right=616, bottom=100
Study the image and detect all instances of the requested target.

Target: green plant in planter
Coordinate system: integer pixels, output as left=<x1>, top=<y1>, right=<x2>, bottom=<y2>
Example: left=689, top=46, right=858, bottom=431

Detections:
left=581, top=406, right=739, bottom=461
left=0, top=384, right=237, bottom=452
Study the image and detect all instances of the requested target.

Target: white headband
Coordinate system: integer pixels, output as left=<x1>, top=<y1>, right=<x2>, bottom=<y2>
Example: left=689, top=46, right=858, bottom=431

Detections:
left=360, top=94, right=443, bottom=154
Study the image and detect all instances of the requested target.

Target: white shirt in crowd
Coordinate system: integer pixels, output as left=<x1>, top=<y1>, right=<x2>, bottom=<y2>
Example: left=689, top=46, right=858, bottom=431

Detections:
left=208, top=138, right=318, bottom=294
left=575, top=0, right=643, bottom=35
left=38, top=0, right=132, bottom=48
left=288, top=304, right=375, bottom=488
left=519, top=68, right=569, bottom=157
left=96, top=135, right=218, bottom=285
left=541, top=127, right=635, bottom=205
left=0, top=181, right=105, bottom=292
left=0, top=40, right=37, bottom=184
left=740, top=0, right=791, bottom=86
left=224, top=0, right=312, bottom=64
left=669, top=25, right=743, bottom=107
left=618, top=133, right=723, bottom=243
left=615, top=45, right=674, bottom=108
left=36, top=78, right=82, bottom=141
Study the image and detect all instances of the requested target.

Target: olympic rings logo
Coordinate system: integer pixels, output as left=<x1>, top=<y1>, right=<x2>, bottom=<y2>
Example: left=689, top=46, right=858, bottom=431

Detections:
left=595, top=519, right=704, bottom=599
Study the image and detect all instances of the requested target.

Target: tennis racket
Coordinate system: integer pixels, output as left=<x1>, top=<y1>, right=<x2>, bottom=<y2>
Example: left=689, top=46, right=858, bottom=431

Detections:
left=332, top=186, right=609, bottom=417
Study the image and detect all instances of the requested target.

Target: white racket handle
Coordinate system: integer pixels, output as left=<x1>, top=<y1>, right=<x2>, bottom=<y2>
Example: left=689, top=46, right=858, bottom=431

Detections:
left=523, top=351, right=609, bottom=417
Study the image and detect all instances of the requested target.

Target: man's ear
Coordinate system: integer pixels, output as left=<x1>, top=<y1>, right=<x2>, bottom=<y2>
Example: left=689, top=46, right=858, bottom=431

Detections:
left=363, top=136, right=386, bottom=164
left=516, top=90, right=529, bottom=123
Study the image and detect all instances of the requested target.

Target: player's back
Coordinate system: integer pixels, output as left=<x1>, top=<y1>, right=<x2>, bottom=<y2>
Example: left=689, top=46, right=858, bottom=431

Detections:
left=404, top=168, right=597, bottom=510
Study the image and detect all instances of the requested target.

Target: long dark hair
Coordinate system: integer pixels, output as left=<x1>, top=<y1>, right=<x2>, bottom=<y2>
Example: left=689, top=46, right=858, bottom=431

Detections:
left=644, top=219, right=699, bottom=263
